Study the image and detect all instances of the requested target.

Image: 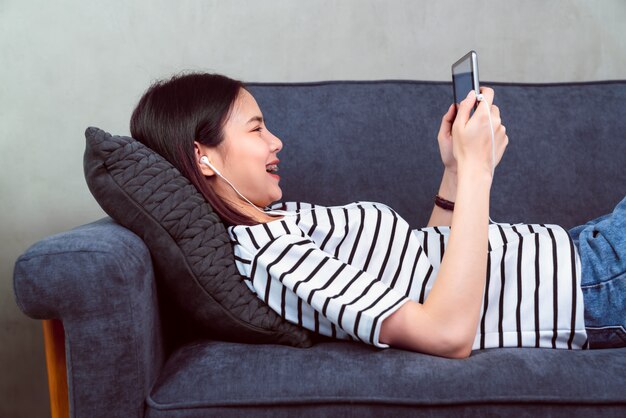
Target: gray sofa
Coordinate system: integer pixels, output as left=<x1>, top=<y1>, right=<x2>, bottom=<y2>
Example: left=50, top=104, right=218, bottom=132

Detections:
left=14, top=80, right=626, bottom=417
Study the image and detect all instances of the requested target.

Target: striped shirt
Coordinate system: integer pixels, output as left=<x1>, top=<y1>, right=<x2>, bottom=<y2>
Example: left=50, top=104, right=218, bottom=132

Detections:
left=227, top=201, right=588, bottom=350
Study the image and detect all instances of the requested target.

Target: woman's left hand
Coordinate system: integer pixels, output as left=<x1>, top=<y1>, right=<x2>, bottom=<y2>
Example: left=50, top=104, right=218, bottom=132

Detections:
left=437, top=103, right=458, bottom=174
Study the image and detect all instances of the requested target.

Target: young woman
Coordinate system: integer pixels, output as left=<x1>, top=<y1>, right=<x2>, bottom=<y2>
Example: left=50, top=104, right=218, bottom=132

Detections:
left=130, top=72, right=625, bottom=358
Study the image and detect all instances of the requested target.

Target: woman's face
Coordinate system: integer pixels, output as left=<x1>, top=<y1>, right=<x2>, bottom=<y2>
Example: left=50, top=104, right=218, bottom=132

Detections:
left=197, top=88, right=283, bottom=219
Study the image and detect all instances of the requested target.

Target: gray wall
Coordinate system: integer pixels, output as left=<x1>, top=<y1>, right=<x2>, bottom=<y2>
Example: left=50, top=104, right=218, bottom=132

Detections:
left=1, top=0, right=625, bottom=416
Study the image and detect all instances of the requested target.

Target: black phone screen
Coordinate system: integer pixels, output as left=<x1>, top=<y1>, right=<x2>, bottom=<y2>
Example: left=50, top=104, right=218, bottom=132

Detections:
left=452, top=51, right=479, bottom=106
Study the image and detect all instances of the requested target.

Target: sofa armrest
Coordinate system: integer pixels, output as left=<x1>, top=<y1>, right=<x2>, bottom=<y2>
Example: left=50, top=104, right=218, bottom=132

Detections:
left=13, top=217, right=165, bottom=418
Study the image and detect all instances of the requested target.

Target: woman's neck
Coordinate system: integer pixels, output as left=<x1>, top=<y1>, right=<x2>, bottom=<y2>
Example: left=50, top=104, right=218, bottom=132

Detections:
left=225, top=197, right=284, bottom=224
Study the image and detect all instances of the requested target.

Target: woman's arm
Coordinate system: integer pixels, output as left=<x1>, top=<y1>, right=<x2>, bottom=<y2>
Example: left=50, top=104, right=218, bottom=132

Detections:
left=426, top=169, right=457, bottom=227
left=425, top=103, right=459, bottom=227
left=382, top=166, right=491, bottom=358
left=381, top=88, right=508, bottom=358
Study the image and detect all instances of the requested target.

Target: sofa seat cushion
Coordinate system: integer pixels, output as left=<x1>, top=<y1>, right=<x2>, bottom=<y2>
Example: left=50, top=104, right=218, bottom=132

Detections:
left=146, top=341, right=626, bottom=417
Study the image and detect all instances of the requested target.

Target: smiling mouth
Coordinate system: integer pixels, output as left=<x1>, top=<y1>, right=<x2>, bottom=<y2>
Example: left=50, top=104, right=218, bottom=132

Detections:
left=265, top=164, right=279, bottom=173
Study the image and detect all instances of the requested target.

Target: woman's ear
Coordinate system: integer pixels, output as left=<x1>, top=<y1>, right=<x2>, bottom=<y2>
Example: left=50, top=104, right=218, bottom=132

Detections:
left=194, top=141, right=219, bottom=177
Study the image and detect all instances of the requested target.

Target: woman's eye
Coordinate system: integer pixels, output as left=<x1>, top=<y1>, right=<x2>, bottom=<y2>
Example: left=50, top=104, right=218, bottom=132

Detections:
left=253, top=126, right=263, bottom=132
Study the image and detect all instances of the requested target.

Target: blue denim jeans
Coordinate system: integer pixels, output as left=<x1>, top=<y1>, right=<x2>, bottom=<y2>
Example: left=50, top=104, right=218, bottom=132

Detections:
left=568, top=194, right=626, bottom=348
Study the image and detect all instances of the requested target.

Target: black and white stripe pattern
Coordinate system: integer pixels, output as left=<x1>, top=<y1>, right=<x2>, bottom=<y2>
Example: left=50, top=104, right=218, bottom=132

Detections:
left=228, top=201, right=587, bottom=349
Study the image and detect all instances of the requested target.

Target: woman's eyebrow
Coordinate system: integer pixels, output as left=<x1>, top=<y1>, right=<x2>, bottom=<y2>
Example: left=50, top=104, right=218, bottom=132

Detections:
left=246, top=116, right=264, bottom=124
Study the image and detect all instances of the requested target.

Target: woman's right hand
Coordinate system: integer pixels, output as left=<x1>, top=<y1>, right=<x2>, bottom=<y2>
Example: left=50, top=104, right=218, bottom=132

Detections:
left=451, top=87, right=508, bottom=179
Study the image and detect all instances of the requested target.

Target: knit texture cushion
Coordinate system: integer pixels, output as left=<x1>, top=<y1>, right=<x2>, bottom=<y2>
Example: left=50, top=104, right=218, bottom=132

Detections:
left=83, top=126, right=313, bottom=347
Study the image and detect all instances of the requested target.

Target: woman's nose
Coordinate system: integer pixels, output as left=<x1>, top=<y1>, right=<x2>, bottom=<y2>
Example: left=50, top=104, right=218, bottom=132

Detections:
left=269, top=130, right=283, bottom=152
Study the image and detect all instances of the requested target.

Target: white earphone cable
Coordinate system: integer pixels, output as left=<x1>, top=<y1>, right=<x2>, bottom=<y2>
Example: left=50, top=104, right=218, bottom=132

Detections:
left=208, top=165, right=297, bottom=216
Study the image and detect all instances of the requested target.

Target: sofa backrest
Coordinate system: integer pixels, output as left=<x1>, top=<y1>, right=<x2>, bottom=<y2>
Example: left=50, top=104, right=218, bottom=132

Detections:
left=248, top=80, right=626, bottom=229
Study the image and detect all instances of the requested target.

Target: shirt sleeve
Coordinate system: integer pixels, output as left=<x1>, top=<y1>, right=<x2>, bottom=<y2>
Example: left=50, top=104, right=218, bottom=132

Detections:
left=248, top=233, right=410, bottom=348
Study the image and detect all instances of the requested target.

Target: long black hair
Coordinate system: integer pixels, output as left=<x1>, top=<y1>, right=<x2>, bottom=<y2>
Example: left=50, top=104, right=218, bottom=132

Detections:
left=130, top=72, right=259, bottom=226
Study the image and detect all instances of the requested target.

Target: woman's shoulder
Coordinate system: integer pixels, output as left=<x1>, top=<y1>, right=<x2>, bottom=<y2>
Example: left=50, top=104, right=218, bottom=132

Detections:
left=227, top=200, right=396, bottom=236
left=227, top=216, right=304, bottom=251
left=267, top=200, right=394, bottom=212
left=266, top=201, right=315, bottom=211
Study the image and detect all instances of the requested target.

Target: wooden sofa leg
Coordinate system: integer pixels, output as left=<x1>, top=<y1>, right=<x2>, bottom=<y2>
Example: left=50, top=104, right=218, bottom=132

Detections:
left=42, top=319, right=69, bottom=418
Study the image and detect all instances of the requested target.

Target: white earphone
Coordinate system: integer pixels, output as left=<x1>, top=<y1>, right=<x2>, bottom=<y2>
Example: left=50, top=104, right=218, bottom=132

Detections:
left=200, top=155, right=221, bottom=177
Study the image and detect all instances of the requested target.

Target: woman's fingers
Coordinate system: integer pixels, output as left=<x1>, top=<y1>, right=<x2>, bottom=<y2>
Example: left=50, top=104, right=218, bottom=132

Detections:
left=438, top=103, right=456, bottom=135
left=454, top=90, right=479, bottom=127
left=496, top=134, right=509, bottom=166
left=437, top=103, right=458, bottom=170
left=491, top=104, right=500, bottom=119
left=477, top=89, right=508, bottom=170
left=478, top=87, right=495, bottom=106
left=450, top=85, right=510, bottom=177
left=444, top=103, right=456, bottom=121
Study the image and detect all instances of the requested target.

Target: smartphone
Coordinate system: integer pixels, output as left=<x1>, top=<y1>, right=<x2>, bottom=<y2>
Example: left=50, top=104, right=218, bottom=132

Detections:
left=452, top=50, right=480, bottom=112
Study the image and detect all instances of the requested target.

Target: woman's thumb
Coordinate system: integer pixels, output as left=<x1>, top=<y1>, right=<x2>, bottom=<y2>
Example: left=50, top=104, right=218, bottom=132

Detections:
left=454, top=90, right=477, bottom=127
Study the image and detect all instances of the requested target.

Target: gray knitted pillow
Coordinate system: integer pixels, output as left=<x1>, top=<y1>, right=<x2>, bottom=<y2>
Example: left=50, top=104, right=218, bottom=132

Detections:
left=83, top=127, right=313, bottom=347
